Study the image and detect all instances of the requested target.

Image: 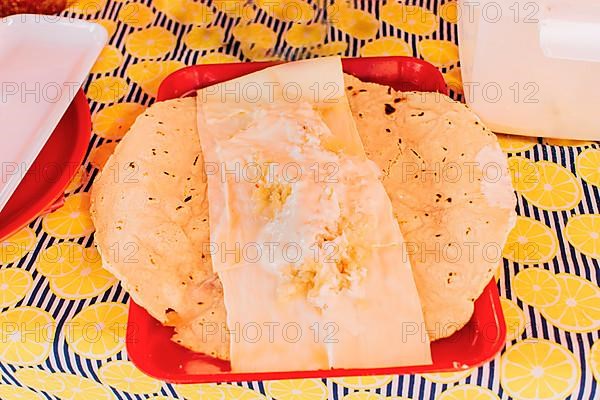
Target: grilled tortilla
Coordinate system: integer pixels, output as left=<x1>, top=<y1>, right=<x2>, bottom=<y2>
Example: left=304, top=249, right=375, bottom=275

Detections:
left=91, top=70, right=516, bottom=361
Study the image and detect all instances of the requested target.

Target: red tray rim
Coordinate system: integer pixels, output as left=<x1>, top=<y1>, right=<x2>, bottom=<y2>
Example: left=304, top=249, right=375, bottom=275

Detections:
left=127, top=56, right=506, bottom=383
left=0, top=90, right=91, bottom=242
left=127, top=280, right=505, bottom=383
left=155, top=56, right=449, bottom=100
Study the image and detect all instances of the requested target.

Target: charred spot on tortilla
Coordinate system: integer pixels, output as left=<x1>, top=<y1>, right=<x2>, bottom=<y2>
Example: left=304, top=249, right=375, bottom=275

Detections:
left=343, top=73, right=516, bottom=340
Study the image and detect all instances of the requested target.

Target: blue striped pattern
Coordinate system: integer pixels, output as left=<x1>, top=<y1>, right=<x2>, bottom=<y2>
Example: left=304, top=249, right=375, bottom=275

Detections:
left=0, top=1, right=598, bottom=399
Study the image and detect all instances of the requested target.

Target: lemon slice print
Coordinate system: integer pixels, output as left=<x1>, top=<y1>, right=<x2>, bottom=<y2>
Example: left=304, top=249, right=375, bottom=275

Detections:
left=500, top=297, right=527, bottom=342
left=0, top=269, right=32, bottom=308
left=0, top=307, right=55, bottom=366
left=540, top=273, right=600, bottom=333
left=255, top=0, right=314, bottom=22
left=154, top=0, right=214, bottom=25
left=126, top=27, right=176, bottom=59
left=93, top=19, right=117, bottom=38
left=0, top=227, right=36, bottom=265
left=565, top=214, right=600, bottom=259
left=495, top=261, right=503, bottom=281
left=342, top=393, right=383, bottom=400
left=87, top=76, right=129, bottom=104
left=502, top=217, right=558, bottom=264
left=196, top=52, right=241, bottom=64
left=439, top=1, right=459, bottom=24
left=49, top=246, right=116, bottom=300
left=221, top=385, right=267, bottom=400
left=437, top=384, right=500, bottom=400
left=92, top=103, right=146, bottom=140
left=500, top=339, right=579, bottom=400
left=521, top=161, right=582, bottom=211
left=232, top=23, right=277, bottom=49
left=421, top=368, right=474, bottom=384
left=127, top=60, right=186, bottom=97
left=310, top=41, right=348, bottom=57
left=285, top=23, right=327, bottom=48
left=331, top=375, right=393, bottom=390
left=265, top=379, right=327, bottom=400
left=68, top=0, right=107, bottom=15
left=42, top=193, right=95, bottom=239
left=512, top=267, right=560, bottom=308
left=507, top=156, right=540, bottom=193
left=330, top=6, right=380, bottom=40
left=36, top=242, right=86, bottom=278
left=118, top=2, right=155, bottom=28
left=99, top=360, right=163, bottom=394
left=381, top=4, right=439, bottom=36
left=590, top=340, right=600, bottom=383
left=417, top=39, right=459, bottom=68
left=496, top=134, right=537, bottom=154
left=15, top=367, right=66, bottom=393
left=90, top=141, right=118, bottom=170
left=576, top=148, right=600, bottom=187
left=185, top=26, right=225, bottom=51
left=443, top=67, right=463, bottom=94
left=213, top=0, right=256, bottom=19
left=239, top=44, right=281, bottom=62
left=64, top=166, right=87, bottom=194
left=174, top=383, right=226, bottom=400
left=90, top=45, right=123, bottom=74
left=51, top=373, right=113, bottom=400
left=66, top=302, right=127, bottom=359
left=361, top=37, right=412, bottom=57
left=0, top=385, right=43, bottom=400
left=543, top=138, right=596, bottom=147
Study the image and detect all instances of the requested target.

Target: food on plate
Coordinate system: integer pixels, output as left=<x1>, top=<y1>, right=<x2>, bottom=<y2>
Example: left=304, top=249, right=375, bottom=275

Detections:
left=90, top=98, right=228, bottom=360
left=196, top=57, right=431, bottom=371
left=90, top=56, right=516, bottom=370
left=344, top=74, right=517, bottom=339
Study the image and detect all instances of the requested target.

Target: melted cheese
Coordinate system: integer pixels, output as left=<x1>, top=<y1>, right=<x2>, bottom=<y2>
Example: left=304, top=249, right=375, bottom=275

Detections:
left=196, top=57, right=432, bottom=371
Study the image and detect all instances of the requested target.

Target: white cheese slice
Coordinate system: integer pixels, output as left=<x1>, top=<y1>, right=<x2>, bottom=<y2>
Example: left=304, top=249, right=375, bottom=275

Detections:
left=196, top=56, right=432, bottom=372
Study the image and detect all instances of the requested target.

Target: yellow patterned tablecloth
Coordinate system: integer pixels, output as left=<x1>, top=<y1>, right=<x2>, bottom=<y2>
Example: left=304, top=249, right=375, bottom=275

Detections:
left=0, top=1, right=599, bottom=399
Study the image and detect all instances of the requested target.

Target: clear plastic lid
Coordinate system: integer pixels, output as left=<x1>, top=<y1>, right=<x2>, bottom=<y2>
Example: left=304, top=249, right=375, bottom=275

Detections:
left=458, top=0, right=600, bottom=139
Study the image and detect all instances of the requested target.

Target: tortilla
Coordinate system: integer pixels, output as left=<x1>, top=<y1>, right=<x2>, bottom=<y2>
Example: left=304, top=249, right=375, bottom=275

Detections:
left=90, top=98, right=229, bottom=360
left=343, top=74, right=517, bottom=339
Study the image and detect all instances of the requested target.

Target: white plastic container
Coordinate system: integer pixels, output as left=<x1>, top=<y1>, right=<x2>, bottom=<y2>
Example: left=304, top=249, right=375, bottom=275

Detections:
left=0, top=15, right=107, bottom=213
left=458, top=0, right=600, bottom=139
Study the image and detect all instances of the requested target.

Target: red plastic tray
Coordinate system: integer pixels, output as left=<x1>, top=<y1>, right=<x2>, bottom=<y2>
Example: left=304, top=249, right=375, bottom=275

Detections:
left=127, top=56, right=505, bottom=383
left=0, top=90, right=91, bottom=242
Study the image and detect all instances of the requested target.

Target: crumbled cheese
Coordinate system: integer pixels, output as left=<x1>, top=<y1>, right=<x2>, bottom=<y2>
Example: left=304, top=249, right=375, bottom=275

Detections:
left=280, top=214, right=369, bottom=309
left=252, top=164, right=292, bottom=219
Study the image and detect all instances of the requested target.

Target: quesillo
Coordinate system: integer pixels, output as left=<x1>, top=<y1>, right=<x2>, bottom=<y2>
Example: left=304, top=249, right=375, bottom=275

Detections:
left=196, top=57, right=432, bottom=371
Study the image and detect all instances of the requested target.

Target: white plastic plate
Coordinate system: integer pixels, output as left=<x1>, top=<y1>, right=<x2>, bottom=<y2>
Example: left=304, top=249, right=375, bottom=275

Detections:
left=0, top=14, right=107, bottom=213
